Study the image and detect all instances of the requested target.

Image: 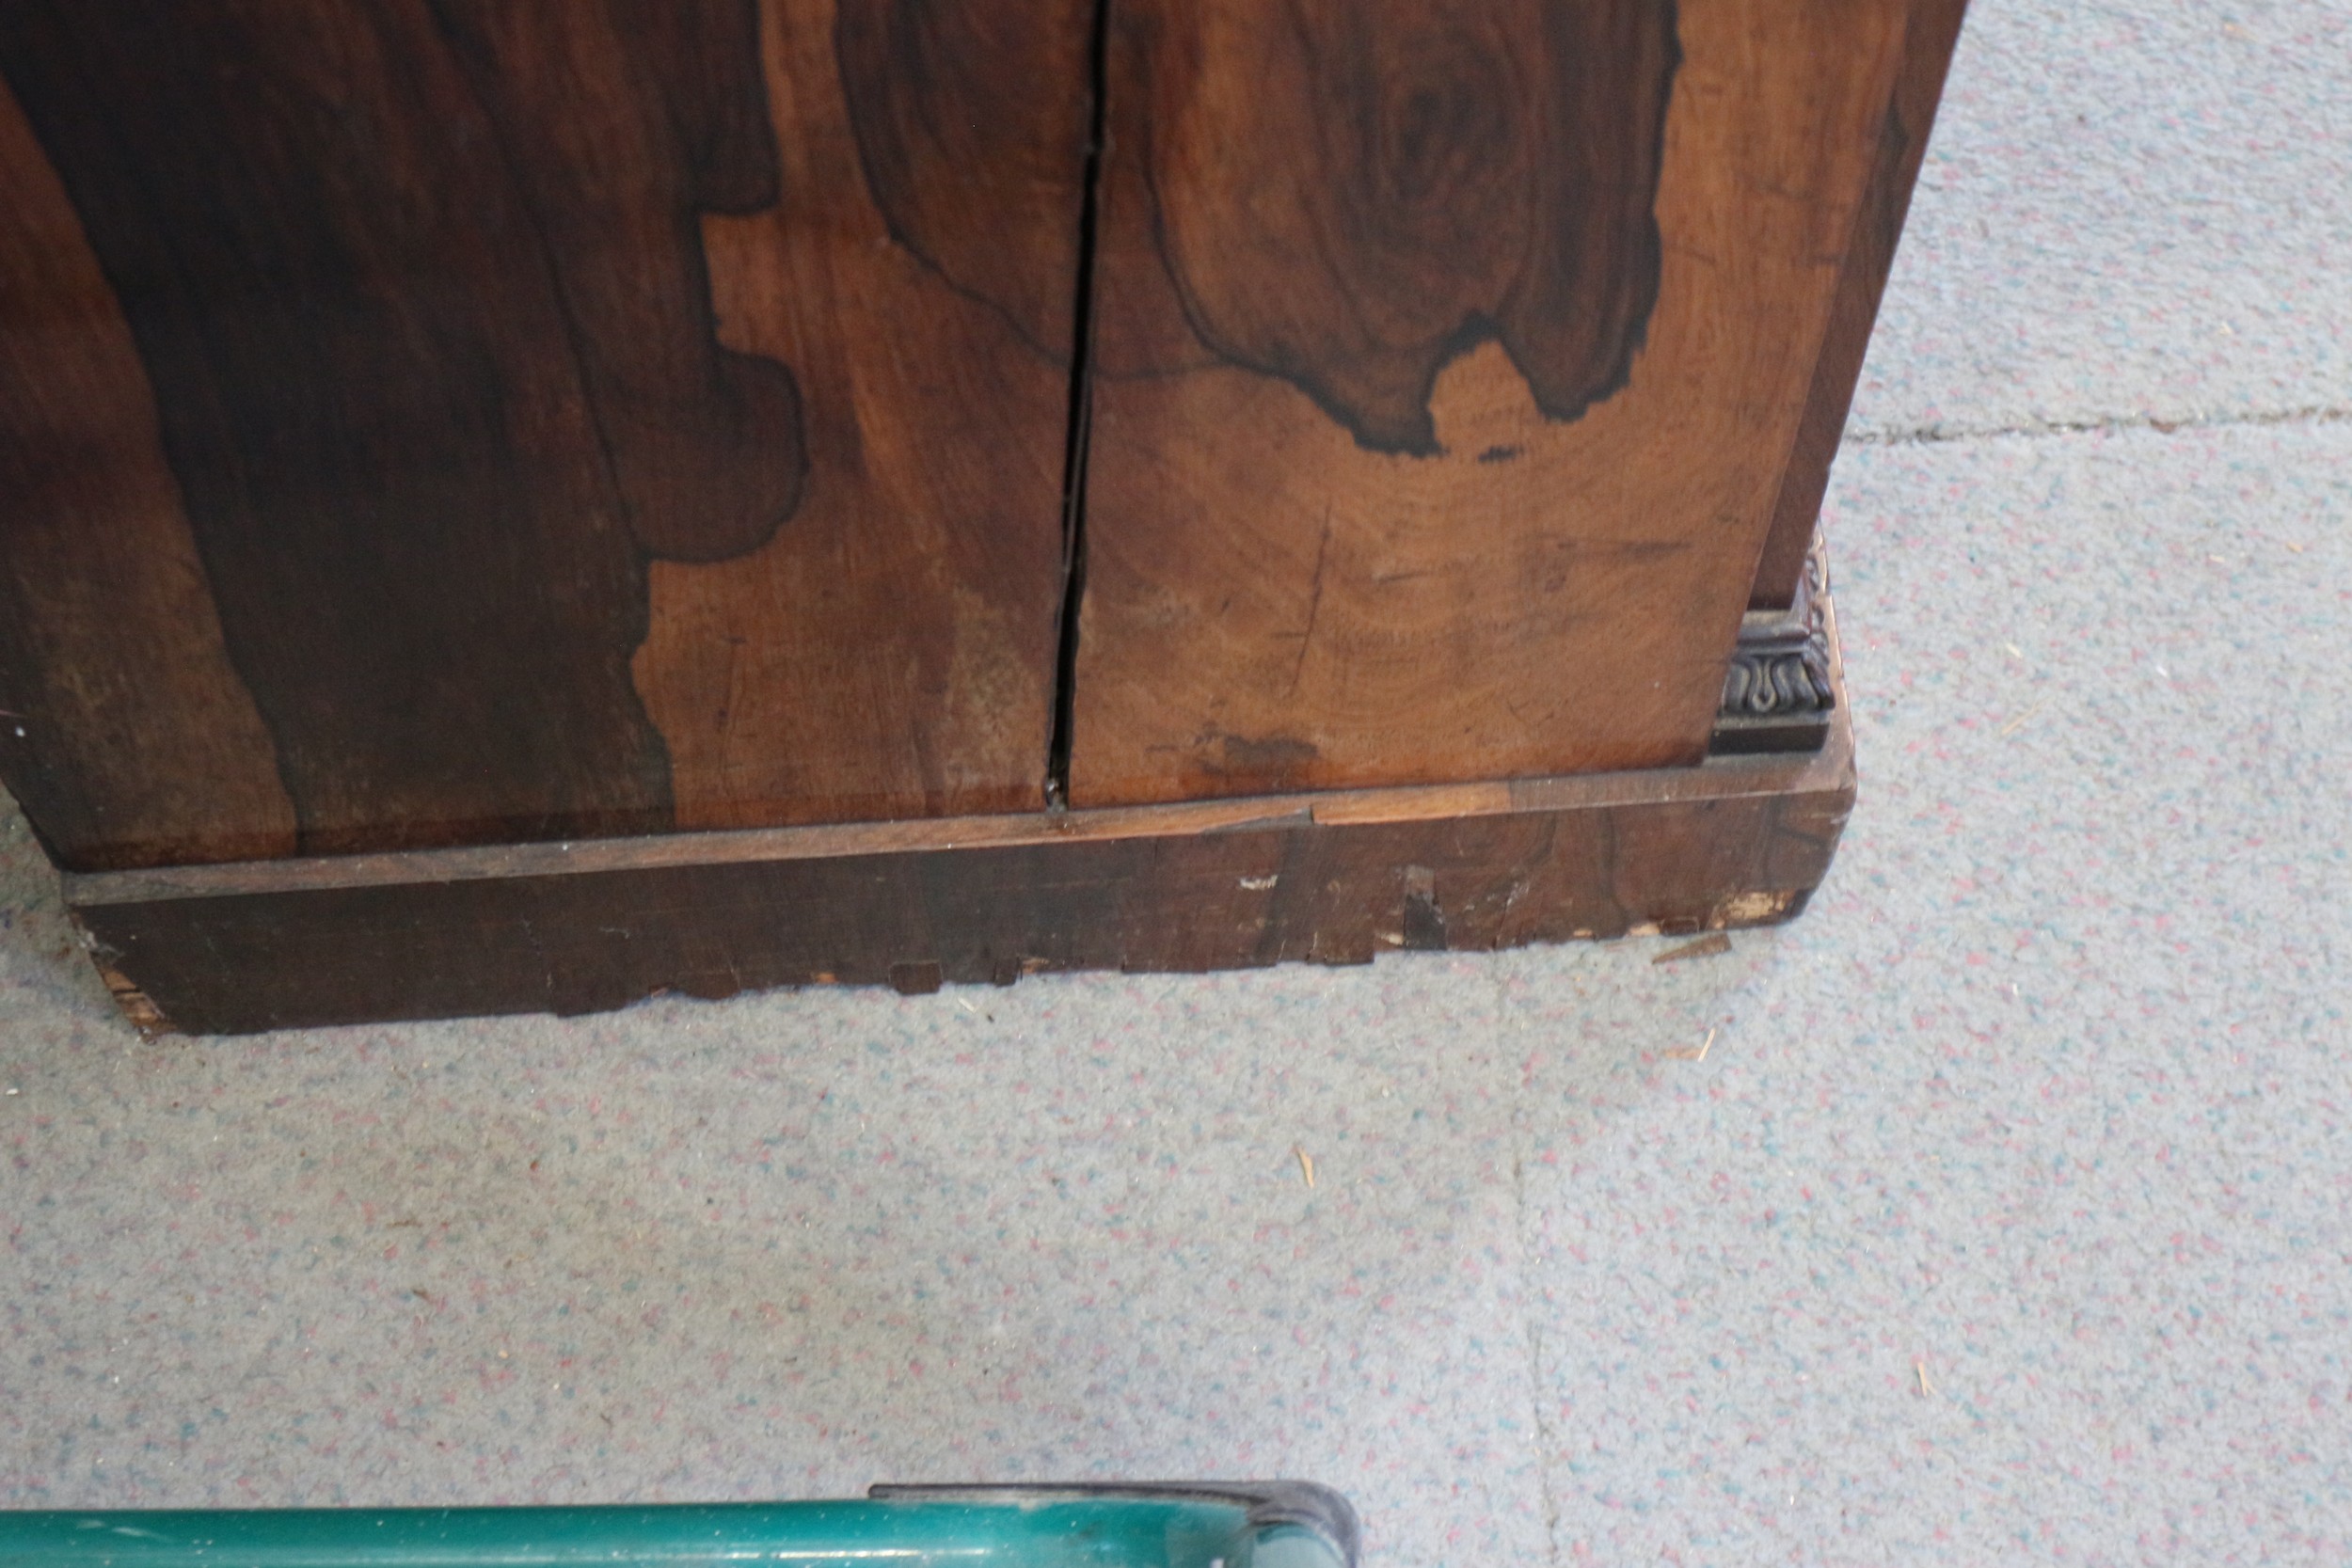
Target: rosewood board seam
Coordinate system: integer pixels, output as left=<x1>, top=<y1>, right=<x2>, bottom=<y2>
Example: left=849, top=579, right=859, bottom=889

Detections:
left=0, top=0, right=1092, bottom=868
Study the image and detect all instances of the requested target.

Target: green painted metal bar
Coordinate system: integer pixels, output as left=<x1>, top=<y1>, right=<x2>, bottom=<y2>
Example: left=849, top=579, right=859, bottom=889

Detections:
left=0, top=1486, right=1357, bottom=1568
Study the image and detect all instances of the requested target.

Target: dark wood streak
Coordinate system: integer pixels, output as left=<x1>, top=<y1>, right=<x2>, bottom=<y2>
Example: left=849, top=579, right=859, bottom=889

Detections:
left=834, top=0, right=1095, bottom=362
left=1112, top=0, right=1678, bottom=455
left=1070, top=0, right=1909, bottom=810
left=614, top=0, right=1094, bottom=833
left=0, top=1, right=802, bottom=857
left=0, top=77, right=299, bottom=872
left=430, top=0, right=807, bottom=563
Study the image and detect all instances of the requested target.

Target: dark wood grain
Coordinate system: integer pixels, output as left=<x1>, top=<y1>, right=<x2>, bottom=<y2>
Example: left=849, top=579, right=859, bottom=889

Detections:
left=0, top=0, right=1090, bottom=864
left=1070, top=0, right=1911, bottom=807
left=634, top=0, right=1090, bottom=832
left=0, top=0, right=757, bottom=855
left=429, top=0, right=808, bottom=565
left=836, top=0, right=1092, bottom=360
left=71, top=715, right=1855, bottom=1036
left=1750, top=0, right=1968, bottom=610
left=0, top=80, right=298, bottom=871
left=2, top=0, right=1928, bottom=956
left=1109, top=0, right=1677, bottom=457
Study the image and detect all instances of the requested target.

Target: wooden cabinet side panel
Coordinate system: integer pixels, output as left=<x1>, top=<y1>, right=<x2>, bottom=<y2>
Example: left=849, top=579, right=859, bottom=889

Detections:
left=0, top=0, right=1089, bottom=867
left=1069, top=0, right=1909, bottom=806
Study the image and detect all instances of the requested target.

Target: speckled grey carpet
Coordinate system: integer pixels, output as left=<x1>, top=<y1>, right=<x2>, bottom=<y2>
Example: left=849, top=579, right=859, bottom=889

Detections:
left=6, top=2, right=2350, bottom=1562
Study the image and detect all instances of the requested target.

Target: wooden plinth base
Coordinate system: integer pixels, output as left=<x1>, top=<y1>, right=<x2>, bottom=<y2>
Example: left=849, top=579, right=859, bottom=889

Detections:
left=67, top=657, right=1855, bottom=1039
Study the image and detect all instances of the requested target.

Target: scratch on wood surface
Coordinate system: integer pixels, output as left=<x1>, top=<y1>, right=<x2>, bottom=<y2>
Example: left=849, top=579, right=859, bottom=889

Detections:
left=1288, top=504, right=1335, bottom=695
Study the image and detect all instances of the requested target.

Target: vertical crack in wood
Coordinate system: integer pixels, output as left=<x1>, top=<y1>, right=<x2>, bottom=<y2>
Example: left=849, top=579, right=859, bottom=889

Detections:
left=1044, top=0, right=1115, bottom=808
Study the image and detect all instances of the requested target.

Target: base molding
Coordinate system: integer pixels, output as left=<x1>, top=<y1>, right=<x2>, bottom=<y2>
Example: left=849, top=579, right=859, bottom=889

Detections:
left=68, top=603, right=1857, bottom=1037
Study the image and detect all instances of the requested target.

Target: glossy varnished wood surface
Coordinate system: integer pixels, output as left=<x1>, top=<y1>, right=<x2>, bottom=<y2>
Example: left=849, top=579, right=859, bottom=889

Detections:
left=0, top=0, right=1088, bottom=868
left=1069, top=0, right=1911, bottom=805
